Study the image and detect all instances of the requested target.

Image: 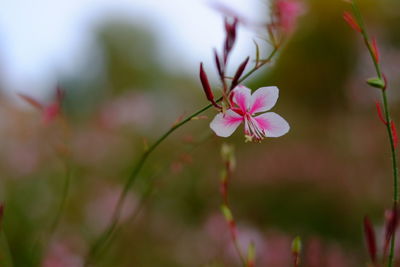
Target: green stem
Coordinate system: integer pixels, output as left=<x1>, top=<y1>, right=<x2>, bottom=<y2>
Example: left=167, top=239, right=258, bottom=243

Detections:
left=84, top=47, right=280, bottom=266
left=351, top=2, right=399, bottom=266
left=90, top=132, right=212, bottom=261
left=84, top=103, right=213, bottom=266
left=29, top=160, right=72, bottom=265
left=49, top=162, right=72, bottom=236
left=0, top=231, right=13, bottom=267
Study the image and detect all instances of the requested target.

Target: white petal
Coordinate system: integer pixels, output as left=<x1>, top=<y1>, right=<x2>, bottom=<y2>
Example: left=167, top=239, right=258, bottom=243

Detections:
left=249, top=86, right=279, bottom=114
left=253, top=112, right=290, bottom=137
left=231, top=85, right=252, bottom=112
left=210, top=110, right=243, bottom=137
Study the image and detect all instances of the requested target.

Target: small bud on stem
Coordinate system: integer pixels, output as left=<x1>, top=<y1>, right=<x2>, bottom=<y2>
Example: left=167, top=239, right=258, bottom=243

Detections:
left=223, top=18, right=238, bottom=65
left=291, top=236, right=302, bottom=267
left=343, top=11, right=361, bottom=33
left=384, top=205, right=399, bottom=258
left=375, top=101, right=387, bottom=125
left=231, top=57, right=250, bottom=90
left=246, top=242, right=256, bottom=267
left=199, top=63, right=221, bottom=109
left=371, top=37, right=380, bottom=63
left=363, top=216, right=377, bottom=265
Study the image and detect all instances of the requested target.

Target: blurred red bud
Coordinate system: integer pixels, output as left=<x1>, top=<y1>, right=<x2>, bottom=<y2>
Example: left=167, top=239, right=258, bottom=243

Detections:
left=0, top=204, right=3, bottom=221
left=371, top=37, right=380, bottom=63
left=199, top=63, right=219, bottom=108
left=223, top=17, right=238, bottom=64
left=374, top=101, right=387, bottom=125
left=56, top=86, right=65, bottom=102
left=231, top=57, right=250, bottom=90
left=384, top=205, right=399, bottom=257
left=363, top=216, right=377, bottom=264
left=229, top=220, right=237, bottom=241
left=343, top=11, right=361, bottom=33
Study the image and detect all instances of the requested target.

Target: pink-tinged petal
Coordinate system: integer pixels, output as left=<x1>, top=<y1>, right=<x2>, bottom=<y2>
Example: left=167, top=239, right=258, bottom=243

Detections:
left=210, top=110, right=243, bottom=137
left=253, top=112, right=289, bottom=137
left=231, top=85, right=251, bottom=113
left=249, top=86, right=279, bottom=114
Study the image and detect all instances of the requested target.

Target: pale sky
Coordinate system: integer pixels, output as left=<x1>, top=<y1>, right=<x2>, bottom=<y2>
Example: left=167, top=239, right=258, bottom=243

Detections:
left=0, top=0, right=269, bottom=97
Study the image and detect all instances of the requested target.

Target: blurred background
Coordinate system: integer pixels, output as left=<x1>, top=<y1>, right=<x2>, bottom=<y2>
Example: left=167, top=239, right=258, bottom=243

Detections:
left=1, top=0, right=400, bottom=266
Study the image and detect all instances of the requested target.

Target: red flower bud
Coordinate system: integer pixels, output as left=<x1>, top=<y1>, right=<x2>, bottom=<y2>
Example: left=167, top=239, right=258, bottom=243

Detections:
left=230, top=57, right=250, bottom=90
left=384, top=205, right=399, bottom=257
left=371, top=37, right=380, bottom=63
left=363, top=216, right=377, bottom=264
left=0, top=204, right=3, bottom=221
left=0, top=204, right=4, bottom=231
left=343, top=11, right=361, bottom=33
left=375, top=101, right=387, bottom=125
left=199, top=63, right=221, bottom=109
left=199, top=63, right=212, bottom=99
left=223, top=18, right=238, bottom=64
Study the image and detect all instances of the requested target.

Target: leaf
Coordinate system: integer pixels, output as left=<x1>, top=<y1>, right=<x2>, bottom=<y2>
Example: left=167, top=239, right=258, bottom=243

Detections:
left=253, top=40, right=260, bottom=66
left=366, top=77, right=385, bottom=89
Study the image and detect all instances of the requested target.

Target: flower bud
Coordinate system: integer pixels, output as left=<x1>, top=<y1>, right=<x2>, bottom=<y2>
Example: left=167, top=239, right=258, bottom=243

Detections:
left=231, top=57, right=250, bottom=90
left=363, top=216, right=377, bottom=264
left=291, top=236, right=302, bottom=267
left=371, top=37, right=380, bottom=63
left=343, top=11, right=361, bottom=33
left=199, top=63, right=220, bottom=109
left=374, top=101, right=387, bottom=125
left=223, top=18, right=238, bottom=64
left=221, top=143, right=235, bottom=171
left=246, top=242, right=255, bottom=267
left=221, top=204, right=233, bottom=222
left=0, top=205, right=3, bottom=222
left=384, top=205, right=399, bottom=257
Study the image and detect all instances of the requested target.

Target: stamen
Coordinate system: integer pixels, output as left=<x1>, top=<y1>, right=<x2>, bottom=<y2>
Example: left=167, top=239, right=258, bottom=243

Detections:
left=244, top=114, right=266, bottom=142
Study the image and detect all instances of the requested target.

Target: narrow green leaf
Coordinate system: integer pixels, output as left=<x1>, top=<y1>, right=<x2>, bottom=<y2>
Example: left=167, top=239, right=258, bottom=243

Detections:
left=221, top=205, right=233, bottom=222
left=366, top=77, right=385, bottom=89
left=253, top=40, right=260, bottom=65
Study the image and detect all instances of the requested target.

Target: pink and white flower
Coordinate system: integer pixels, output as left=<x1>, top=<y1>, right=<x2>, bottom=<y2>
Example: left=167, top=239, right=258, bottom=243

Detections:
left=210, top=85, right=289, bottom=141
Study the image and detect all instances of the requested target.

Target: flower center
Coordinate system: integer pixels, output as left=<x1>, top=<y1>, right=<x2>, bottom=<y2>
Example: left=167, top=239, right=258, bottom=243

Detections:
left=244, top=113, right=265, bottom=142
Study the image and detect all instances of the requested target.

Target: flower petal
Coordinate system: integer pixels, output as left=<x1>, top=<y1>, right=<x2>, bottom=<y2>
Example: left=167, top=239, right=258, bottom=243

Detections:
left=249, top=86, right=279, bottom=114
left=253, top=112, right=289, bottom=137
left=210, top=110, right=243, bottom=137
left=231, top=85, right=251, bottom=113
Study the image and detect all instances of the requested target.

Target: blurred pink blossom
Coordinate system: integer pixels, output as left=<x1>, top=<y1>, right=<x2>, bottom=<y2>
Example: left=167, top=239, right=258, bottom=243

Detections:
left=85, top=184, right=137, bottom=233
left=98, top=92, right=154, bottom=130
left=276, top=0, right=304, bottom=33
left=42, top=242, right=82, bottom=267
